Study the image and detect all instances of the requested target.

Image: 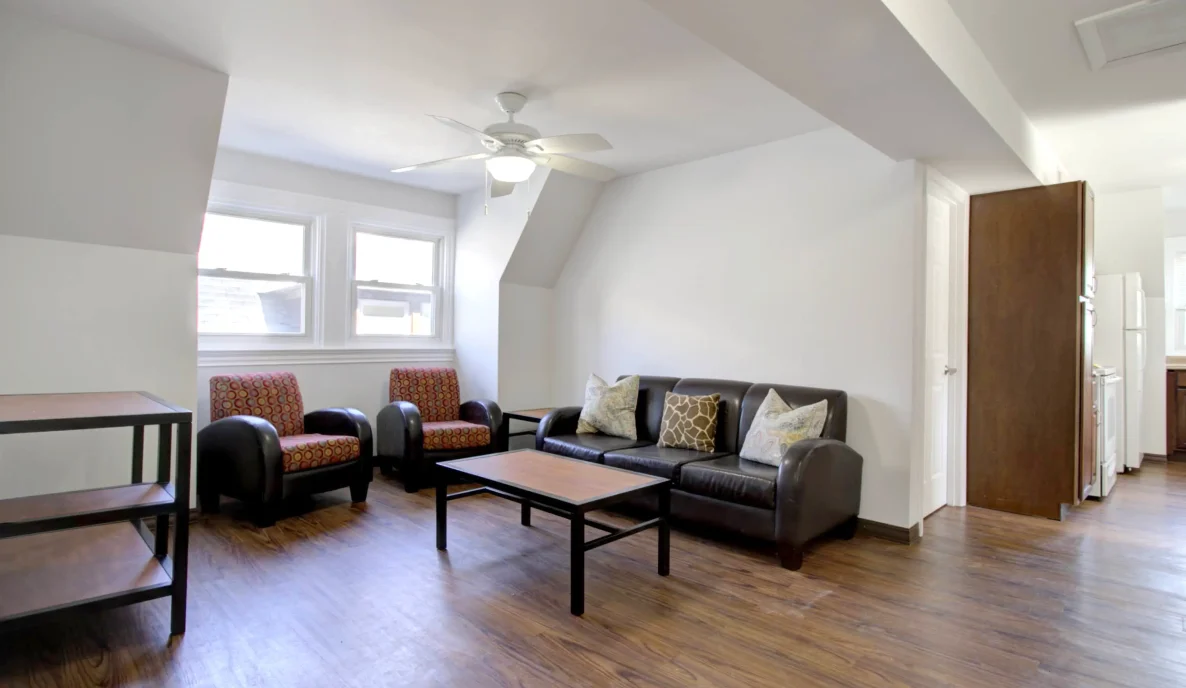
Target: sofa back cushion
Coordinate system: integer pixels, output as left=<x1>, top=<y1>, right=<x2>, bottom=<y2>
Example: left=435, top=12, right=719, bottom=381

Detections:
left=738, top=383, right=848, bottom=443
left=671, top=378, right=752, bottom=453
left=389, top=367, right=460, bottom=423
left=620, top=375, right=680, bottom=442
left=210, top=372, right=305, bottom=437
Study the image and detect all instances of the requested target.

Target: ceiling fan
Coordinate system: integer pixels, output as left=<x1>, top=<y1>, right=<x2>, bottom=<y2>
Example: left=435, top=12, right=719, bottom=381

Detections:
left=391, top=92, right=616, bottom=197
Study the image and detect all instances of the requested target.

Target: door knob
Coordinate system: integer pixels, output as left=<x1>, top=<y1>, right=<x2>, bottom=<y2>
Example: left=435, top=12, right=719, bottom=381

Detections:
left=944, top=366, right=957, bottom=375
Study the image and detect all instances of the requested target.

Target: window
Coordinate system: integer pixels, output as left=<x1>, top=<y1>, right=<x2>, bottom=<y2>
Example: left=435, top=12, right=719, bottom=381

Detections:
left=351, top=228, right=440, bottom=338
left=1173, top=250, right=1186, bottom=351
left=198, top=211, right=311, bottom=337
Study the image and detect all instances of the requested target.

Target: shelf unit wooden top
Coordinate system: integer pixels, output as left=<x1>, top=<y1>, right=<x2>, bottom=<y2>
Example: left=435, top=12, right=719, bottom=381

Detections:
left=441, top=450, right=666, bottom=505
left=0, top=392, right=190, bottom=434
left=505, top=408, right=555, bottom=421
left=0, top=522, right=171, bottom=622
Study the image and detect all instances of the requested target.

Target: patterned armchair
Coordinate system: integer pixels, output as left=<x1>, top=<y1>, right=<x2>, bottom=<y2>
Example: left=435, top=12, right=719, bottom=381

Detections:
left=197, top=372, right=372, bottom=526
left=376, top=367, right=502, bottom=492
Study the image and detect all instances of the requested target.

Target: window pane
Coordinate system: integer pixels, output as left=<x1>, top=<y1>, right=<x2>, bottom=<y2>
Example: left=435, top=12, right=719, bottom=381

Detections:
left=199, top=213, right=306, bottom=275
left=354, top=232, right=435, bottom=286
left=199, top=276, right=305, bottom=334
left=355, top=286, right=433, bottom=336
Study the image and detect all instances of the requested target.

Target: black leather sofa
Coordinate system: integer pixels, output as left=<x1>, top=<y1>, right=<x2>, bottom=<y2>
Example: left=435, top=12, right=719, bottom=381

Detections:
left=537, top=376, right=862, bottom=570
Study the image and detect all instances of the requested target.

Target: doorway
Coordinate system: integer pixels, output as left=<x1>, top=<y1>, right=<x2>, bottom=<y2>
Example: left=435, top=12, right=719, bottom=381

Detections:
left=922, top=171, right=969, bottom=517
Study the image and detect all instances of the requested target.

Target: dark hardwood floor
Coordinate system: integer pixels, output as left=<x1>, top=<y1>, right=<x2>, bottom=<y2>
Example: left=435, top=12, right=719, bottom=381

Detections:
left=3, top=461, right=1185, bottom=687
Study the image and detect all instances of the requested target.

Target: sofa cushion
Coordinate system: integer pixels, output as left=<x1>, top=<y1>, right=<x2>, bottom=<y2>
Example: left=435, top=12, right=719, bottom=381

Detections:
left=739, top=383, right=848, bottom=443
left=423, top=421, right=491, bottom=451
left=390, top=367, right=460, bottom=423
left=678, top=455, right=777, bottom=510
left=603, top=444, right=727, bottom=480
left=279, top=434, right=360, bottom=473
left=541, top=433, right=648, bottom=463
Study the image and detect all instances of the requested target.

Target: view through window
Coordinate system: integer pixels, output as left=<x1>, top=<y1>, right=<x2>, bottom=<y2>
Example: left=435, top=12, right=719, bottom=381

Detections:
left=198, top=212, right=309, bottom=335
left=353, top=230, right=438, bottom=337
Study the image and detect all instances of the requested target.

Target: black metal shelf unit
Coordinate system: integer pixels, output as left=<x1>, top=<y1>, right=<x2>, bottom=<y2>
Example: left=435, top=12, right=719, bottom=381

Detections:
left=0, top=391, right=192, bottom=636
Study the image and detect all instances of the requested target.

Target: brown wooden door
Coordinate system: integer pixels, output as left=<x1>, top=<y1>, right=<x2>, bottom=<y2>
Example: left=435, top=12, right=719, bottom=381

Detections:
left=967, top=182, right=1085, bottom=519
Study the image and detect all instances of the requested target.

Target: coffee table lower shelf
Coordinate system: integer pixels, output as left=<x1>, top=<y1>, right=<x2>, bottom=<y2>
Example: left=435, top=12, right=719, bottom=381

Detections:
left=0, top=521, right=173, bottom=629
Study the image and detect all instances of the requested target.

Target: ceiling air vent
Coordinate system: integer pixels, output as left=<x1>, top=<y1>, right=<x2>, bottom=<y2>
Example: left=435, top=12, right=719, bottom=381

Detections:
left=1075, top=0, right=1186, bottom=70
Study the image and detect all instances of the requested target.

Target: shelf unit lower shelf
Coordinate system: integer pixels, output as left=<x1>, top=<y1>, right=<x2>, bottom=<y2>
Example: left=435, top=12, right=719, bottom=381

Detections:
left=0, top=483, right=175, bottom=537
left=0, top=522, right=173, bottom=626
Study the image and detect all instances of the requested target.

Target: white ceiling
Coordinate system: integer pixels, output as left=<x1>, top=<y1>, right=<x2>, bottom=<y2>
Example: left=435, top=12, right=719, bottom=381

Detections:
left=0, top=0, right=832, bottom=194
left=947, top=0, right=1186, bottom=191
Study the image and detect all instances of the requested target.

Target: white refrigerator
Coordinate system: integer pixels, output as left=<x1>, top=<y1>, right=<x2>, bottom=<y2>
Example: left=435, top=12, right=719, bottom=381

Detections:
left=1094, top=273, right=1147, bottom=472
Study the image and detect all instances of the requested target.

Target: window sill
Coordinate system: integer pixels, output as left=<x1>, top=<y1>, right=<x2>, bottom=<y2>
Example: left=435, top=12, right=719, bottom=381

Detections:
left=197, top=346, right=455, bottom=367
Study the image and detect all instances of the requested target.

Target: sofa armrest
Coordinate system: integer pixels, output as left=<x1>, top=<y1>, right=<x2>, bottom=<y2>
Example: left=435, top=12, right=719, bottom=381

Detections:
left=535, top=406, right=582, bottom=449
left=376, top=401, right=423, bottom=459
left=460, top=399, right=502, bottom=437
left=774, top=438, right=863, bottom=549
left=197, top=415, right=284, bottom=504
left=306, top=407, right=373, bottom=463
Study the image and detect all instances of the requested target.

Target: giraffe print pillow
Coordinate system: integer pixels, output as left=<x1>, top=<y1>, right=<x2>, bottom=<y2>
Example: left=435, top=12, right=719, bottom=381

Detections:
left=657, top=392, right=721, bottom=452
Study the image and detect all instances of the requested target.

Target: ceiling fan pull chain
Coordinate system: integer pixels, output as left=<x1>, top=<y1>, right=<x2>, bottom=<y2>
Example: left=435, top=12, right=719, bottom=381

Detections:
left=484, top=168, right=490, bottom=215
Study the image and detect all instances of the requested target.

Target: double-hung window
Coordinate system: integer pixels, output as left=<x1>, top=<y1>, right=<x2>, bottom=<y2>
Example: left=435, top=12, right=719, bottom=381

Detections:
left=351, top=227, right=441, bottom=339
left=198, top=210, right=313, bottom=341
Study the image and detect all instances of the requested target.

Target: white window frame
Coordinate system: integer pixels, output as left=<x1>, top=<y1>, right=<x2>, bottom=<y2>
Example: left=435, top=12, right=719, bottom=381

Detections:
left=348, top=223, right=445, bottom=345
left=198, top=202, right=319, bottom=350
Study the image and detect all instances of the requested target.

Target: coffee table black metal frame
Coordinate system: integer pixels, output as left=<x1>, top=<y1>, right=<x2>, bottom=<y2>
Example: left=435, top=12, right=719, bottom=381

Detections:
left=435, top=453, right=671, bottom=616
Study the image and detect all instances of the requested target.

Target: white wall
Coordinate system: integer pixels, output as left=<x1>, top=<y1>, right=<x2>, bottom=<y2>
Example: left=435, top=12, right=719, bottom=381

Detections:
left=498, top=284, right=557, bottom=447
left=0, top=237, right=200, bottom=499
left=552, top=128, right=924, bottom=527
left=213, top=149, right=453, bottom=221
left=453, top=173, right=548, bottom=402
left=1096, top=189, right=1167, bottom=297
left=0, top=13, right=226, bottom=500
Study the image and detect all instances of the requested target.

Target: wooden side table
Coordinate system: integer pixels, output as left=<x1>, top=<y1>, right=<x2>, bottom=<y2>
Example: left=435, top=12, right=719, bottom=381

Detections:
left=500, top=407, right=555, bottom=450
left=0, top=391, right=192, bottom=636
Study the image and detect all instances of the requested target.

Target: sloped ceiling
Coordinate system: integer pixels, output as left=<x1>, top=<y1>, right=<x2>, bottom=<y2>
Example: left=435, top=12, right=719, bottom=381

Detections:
left=644, top=0, right=1061, bottom=193
left=0, top=0, right=832, bottom=194
left=0, top=11, right=227, bottom=255
left=502, top=173, right=604, bottom=288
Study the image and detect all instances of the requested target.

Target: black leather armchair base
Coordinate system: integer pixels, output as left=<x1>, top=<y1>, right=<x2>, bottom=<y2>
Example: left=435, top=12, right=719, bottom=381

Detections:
left=376, top=399, right=502, bottom=493
left=535, top=377, right=863, bottom=570
left=198, top=408, right=373, bottom=527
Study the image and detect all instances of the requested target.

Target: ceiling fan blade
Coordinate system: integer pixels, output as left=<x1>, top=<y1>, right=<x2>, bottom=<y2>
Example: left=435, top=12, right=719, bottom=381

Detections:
left=429, top=115, right=501, bottom=148
left=490, top=180, right=516, bottom=198
left=391, top=152, right=490, bottom=173
left=526, top=133, right=612, bottom=155
left=536, top=154, right=616, bottom=182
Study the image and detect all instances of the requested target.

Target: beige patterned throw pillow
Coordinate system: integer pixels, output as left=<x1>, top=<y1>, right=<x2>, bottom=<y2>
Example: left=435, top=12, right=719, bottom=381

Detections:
left=739, top=390, right=828, bottom=466
left=658, top=392, right=720, bottom=452
left=576, top=374, right=640, bottom=440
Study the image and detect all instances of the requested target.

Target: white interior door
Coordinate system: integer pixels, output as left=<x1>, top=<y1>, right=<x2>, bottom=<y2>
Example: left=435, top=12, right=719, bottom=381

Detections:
left=924, top=194, right=953, bottom=516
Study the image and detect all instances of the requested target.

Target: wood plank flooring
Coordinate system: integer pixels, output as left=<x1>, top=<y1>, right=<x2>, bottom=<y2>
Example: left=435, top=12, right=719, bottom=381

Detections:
left=2, top=461, right=1184, bottom=687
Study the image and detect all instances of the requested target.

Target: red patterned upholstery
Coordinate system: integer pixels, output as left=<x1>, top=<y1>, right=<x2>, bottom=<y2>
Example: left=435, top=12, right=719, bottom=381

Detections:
left=423, top=421, right=491, bottom=451
left=389, top=368, right=461, bottom=423
left=279, top=434, right=361, bottom=473
left=210, top=372, right=305, bottom=436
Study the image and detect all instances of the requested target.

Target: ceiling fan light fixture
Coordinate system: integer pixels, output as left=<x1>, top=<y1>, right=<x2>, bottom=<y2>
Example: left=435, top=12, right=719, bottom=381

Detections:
left=486, top=153, right=536, bottom=183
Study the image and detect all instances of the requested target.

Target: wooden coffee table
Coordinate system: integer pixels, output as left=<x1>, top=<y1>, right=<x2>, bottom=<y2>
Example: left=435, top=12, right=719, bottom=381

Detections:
left=435, top=450, right=671, bottom=615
